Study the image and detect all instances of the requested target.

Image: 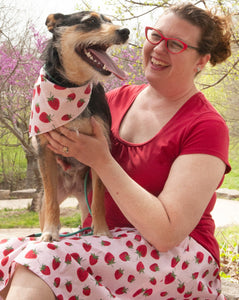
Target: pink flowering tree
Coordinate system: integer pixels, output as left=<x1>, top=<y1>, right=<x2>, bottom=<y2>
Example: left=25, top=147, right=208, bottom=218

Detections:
left=0, top=23, right=46, bottom=188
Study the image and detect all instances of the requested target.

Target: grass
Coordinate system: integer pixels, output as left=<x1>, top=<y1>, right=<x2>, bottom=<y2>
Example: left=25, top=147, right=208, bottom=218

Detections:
left=0, top=208, right=81, bottom=229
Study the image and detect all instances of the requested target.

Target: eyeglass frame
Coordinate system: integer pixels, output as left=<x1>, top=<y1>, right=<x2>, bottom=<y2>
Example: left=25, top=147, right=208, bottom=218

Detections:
left=145, top=26, right=200, bottom=54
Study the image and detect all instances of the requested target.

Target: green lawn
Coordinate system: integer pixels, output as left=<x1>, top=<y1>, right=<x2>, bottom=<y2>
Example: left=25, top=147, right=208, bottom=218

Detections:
left=0, top=208, right=81, bottom=229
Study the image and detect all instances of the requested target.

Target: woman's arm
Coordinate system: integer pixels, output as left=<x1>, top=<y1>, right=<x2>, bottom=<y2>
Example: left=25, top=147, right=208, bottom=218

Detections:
left=45, top=118, right=226, bottom=252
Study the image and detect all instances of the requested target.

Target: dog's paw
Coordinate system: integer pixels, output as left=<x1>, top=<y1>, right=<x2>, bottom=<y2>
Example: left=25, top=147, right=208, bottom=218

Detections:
left=40, top=231, right=60, bottom=242
left=93, top=227, right=112, bottom=238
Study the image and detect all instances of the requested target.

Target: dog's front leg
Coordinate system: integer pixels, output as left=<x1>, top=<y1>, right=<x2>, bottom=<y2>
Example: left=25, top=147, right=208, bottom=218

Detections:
left=39, top=146, right=61, bottom=242
left=91, top=170, right=111, bottom=237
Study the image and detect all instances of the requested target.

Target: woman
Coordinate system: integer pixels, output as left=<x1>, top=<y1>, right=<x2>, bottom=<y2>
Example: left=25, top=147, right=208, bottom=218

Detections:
left=0, top=3, right=232, bottom=299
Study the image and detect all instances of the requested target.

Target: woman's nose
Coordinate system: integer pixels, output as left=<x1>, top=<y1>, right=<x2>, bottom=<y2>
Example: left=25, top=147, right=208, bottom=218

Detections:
left=153, top=40, right=167, bottom=52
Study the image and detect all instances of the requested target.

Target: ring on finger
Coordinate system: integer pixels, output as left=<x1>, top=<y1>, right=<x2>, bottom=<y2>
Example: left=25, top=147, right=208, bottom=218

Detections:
left=62, top=146, right=69, bottom=154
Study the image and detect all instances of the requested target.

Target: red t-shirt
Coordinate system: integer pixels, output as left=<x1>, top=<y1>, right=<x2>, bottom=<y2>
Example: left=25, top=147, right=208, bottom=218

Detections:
left=83, top=84, right=231, bottom=264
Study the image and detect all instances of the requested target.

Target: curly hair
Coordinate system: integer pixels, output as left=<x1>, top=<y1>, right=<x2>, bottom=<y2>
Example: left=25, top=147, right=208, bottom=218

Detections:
left=166, top=3, right=232, bottom=66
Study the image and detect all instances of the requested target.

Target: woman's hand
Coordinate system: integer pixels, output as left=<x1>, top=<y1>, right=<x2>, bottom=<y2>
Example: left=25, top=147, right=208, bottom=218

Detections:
left=44, top=117, right=111, bottom=169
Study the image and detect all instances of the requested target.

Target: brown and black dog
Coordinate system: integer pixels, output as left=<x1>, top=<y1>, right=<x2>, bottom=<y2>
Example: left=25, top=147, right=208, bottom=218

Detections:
left=31, top=11, right=129, bottom=242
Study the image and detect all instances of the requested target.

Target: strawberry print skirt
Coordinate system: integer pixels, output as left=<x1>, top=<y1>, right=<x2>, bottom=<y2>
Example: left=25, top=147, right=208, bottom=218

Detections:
left=0, top=227, right=225, bottom=299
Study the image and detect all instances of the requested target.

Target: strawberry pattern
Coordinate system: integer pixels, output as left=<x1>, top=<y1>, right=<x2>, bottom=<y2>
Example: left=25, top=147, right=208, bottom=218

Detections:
left=0, top=228, right=226, bottom=299
left=29, top=67, right=92, bottom=137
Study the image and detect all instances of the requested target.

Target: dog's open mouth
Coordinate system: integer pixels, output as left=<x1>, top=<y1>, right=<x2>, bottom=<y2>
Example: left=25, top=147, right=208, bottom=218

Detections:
left=76, top=46, right=126, bottom=80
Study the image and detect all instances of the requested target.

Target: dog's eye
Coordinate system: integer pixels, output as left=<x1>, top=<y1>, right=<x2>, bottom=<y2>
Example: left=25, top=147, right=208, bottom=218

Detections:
left=84, top=16, right=100, bottom=26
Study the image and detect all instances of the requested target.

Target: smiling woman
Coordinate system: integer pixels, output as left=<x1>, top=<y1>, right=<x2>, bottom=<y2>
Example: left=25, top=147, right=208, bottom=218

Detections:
left=0, top=3, right=233, bottom=300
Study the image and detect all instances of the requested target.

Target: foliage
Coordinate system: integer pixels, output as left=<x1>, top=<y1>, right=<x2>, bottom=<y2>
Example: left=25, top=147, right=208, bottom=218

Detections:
left=216, top=225, right=239, bottom=282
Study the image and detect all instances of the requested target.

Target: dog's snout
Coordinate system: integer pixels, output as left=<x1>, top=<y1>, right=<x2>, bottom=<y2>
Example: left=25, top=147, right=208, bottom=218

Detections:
left=117, top=28, right=130, bottom=42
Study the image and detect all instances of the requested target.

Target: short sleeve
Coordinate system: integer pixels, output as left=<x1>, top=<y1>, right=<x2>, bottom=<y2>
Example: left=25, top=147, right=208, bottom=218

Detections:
left=181, top=115, right=231, bottom=173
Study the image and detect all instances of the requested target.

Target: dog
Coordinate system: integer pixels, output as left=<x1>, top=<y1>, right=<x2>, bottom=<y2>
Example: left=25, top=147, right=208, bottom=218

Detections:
left=29, top=11, right=130, bottom=242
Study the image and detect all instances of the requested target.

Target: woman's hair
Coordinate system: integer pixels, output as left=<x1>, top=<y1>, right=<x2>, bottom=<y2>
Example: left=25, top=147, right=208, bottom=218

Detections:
left=166, top=3, right=232, bottom=66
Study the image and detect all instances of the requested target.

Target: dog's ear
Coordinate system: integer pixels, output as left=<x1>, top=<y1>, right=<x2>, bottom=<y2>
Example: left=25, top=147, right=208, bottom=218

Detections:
left=45, top=14, right=65, bottom=33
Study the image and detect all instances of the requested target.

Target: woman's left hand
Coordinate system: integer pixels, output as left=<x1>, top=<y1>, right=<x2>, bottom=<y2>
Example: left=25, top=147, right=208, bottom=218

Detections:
left=44, top=117, right=110, bottom=169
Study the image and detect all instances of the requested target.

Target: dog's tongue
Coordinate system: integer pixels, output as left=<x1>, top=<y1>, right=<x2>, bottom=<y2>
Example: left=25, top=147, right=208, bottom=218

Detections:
left=90, top=49, right=127, bottom=80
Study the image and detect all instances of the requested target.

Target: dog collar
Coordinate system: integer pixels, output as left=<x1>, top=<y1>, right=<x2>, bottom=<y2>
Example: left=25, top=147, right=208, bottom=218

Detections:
left=29, top=67, right=92, bottom=137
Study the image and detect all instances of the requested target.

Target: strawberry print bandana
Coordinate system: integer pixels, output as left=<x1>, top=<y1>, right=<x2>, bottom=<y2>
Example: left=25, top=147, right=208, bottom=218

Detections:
left=29, top=67, right=92, bottom=137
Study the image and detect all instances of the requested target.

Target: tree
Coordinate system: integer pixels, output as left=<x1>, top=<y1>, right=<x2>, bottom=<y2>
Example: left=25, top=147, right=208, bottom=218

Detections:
left=0, top=3, right=46, bottom=189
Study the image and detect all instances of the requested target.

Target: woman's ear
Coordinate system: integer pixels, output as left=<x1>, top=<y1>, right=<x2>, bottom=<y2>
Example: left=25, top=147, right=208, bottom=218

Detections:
left=195, top=53, right=211, bottom=73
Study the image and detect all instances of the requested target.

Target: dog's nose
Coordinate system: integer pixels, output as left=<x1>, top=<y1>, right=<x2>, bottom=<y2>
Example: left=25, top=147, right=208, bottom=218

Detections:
left=117, top=28, right=130, bottom=41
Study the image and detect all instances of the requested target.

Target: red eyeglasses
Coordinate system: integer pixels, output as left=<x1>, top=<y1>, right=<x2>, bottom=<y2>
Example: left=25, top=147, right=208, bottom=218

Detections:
left=145, top=26, right=200, bottom=54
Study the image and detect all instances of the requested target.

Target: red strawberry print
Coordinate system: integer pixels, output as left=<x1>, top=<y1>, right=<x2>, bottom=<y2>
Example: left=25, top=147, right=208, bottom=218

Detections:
left=25, top=249, right=38, bottom=259
left=65, top=253, right=72, bottom=265
left=89, top=253, right=99, bottom=265
left=160, top=291, right=168, bottom=297
left=182, top=260, right=189, bottom=270
left=52, top=256, right=61, bottom=270
left=150, top=277, right=157, bottom=285
left=101, top=240, right=111, bottom=246
left=35, top=103, right=40, bottom=113
left=56, top=295, right=63, bottom=300
left=86, top=266, right=93, bottom=275
left=40, top=264, right=50, bottom=275
left=68, top=296, right=79, bottom=300
left=171, top=255, right=180, bottom=267
left=65, top=242, right=73, bottom=246
left=1, top=256, right=9, bottom=266
left=40, top=74, right=45, bottom=82
left=164, top=272, right=176, bottom=284
left=67, top=93, right=76, bottom=101
left=77, top=99, right=85, bottom=108
left=126, top=240, right=133, bottom=248
left=143, top=288, right=153, bottom=296
left=136, top=245, right=147, bottom=258
left=119, top=251, right=130, bottom=262
left=136, top=261, right=145, bottom=273
left=77, top=267, right=88, bottom=282
left=213, top=268, right=219, bottom=277
left=134, top=234, right=141, bottom=242
left=47, top=243, right=58, bottom=250
left=115, top=286, right=128, bottom=295
left=151, top=249, right=160, bottom=260
left=202, top=269, right=209, bottom=278
left=128, top=275, right=135, bottom=283
left=71, top=252, right=82, bottom=264
left=150, top=263, right=159, bottom=272
left=0, top=270, right=4, bottom=280
left=184, top=291, right=193, bottom=298
left=65, top=280, right=72, bottom=292
left=115, top=268, right=124, bottom=280
left=192, top=272, right=199, bottom=279
left=133, top=288, right=144, bottom=297
left=104, top=252, right=115, bottom=265
left=177, top=282, right=185, bottom=294
left=82, top=242, right=92, bottom=252
left=195, top=251, right=204, bottom=264
left=0, top=239, right=8, bottom=244
left=83, top=286, right=91, bottom=296
left=95, top=275, right=102, bottom=285
left=34, top=126, right=40, bottom=134
left=61, top=114, right=72, bottom=121
left=208, top=256, right=213, bottom=264
left=48, top=95, right=60, bottom=110
left=54, top=84, right=66, bottom=90
left=37, top=85, right=41, bottom=95
left=54, top=277, right=60, bottom=288
left=84, top=84, right=91, bottom=94
left=39, top=112, right=52, bottom=123
left=3, top=247, right=13, bottom=256
left=198, top=281, right=204, bottom=292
